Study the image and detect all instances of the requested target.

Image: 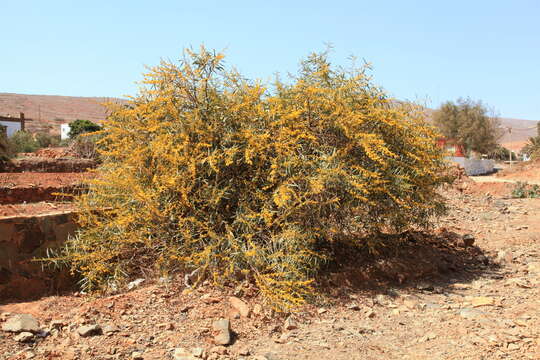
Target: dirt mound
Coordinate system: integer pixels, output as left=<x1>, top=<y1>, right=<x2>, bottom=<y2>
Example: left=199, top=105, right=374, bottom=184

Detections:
left=26, top=147, right=77, bottom=159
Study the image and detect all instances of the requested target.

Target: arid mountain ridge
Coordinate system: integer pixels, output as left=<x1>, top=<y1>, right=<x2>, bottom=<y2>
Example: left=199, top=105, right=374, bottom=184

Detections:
left=1, top=92, right=537, bottom=148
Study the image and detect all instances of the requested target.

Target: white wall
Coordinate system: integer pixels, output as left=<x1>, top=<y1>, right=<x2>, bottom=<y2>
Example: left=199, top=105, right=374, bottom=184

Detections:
left=446, top=156, right=494, bottom=176
left=60, top=124, right=71, bottom=140
left=0, top=121, right=22, bottom=137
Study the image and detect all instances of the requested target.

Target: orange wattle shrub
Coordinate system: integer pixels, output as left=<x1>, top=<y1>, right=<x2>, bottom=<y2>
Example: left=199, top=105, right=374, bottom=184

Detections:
left=53, top=47, right=450, bottom=309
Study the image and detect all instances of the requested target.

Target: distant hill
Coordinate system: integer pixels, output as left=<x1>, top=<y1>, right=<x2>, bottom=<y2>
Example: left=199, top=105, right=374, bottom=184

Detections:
left=0, top=93, right=124, bottom=135
left=1, top=93, right=538, bottom=151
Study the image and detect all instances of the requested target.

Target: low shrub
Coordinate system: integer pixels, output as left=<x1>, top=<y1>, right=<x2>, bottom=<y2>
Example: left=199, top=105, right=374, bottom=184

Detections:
left=8, top=131, right=39, bottom=153
left=511, top=182, right=540, bottom=198
left=68, top=133, right=101, bottom=159
left=36, top=132, right=61, bottom=148
left=48, top=47, right=451, bottom=310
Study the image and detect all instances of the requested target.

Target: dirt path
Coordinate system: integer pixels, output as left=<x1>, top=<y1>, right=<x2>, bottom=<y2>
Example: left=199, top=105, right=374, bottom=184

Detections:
left=470, top=175, right=540, bottom=185
left=1, top=189, right=539, bottom=359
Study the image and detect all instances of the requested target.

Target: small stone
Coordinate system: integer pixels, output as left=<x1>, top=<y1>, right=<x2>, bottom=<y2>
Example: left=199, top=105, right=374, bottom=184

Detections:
left=2, top=314, right=40, bottom=333
left=238, top=346, right=250, bottom=356
left=471, top=296, right=494, bottom=307
left=507, top=343, right=520, bottom=351
left=14, top=331, right=34, bottom=343
left=191, top=347, right=205, bottom=358
left=317, top=308, right=328, bottom=314
left=284, top=317, right=297, bottom=330
left=127, top=278, right=145, bottom=290
left=209, top=346, right=228, bottom=355
left=201, top=294, right=220, bottom=304
left=496, top=250, right=512, bottom=264
left=347, top=304, right=360, bottom=311
left=416, top=282, right=434, bottom=291
left=131, top=351, right=144, bottom=360
left=212, top=319, right=231, bottom=345
left=403, top=299, right=416, bottom=309
left=173, top=348, right=197, bottom=360
left=460, top=234, right=475, bottom=247
left=49, top=320, right=65, bottom=330
left=103, top=324, right=120, bottom=334
left=374, top=294, right=387, bottom=304
left=77, top=324, right=102, bottom=337
left=157, top=322, right=174, bottom=330
left=252, top=304, right=263, bottom=316
left=459, top=308, right=486, bottom=319
left=229, top=296, right=250, bottom=318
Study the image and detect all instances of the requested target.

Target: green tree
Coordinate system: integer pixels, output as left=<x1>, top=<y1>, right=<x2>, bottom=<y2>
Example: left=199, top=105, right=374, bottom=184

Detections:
left=68, top=119, right=102, bottom=138
left=434, top=98, right=502, bottom=155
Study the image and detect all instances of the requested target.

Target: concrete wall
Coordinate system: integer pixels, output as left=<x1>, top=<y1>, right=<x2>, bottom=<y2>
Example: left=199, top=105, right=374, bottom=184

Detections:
left=0, top=211, right=77, bottom=301
left=0, top=121, right=22, bottom=137
left=446, top=157, right=494, bottom=176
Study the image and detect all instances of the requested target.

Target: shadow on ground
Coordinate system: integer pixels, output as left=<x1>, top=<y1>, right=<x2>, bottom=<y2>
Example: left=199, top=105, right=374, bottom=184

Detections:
left=317, top=229, right=500, bottom=300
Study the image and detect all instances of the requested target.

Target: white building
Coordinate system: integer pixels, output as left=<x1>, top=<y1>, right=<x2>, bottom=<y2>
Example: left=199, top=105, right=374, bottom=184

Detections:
left=0, top=113, right=27, bottom=137
left=60, top=123, right=71, bottom=140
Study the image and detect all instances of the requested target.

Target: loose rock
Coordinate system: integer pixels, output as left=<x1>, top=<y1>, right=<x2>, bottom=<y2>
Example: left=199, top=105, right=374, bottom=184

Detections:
left=77, top=324, right=102, bottom=337
left=173, top=348, right=198, bottom=360
left=229, top=296, right=250, bottom=318
left=2, top=314, right=40, bottom=333
left=14, top=331, right=34, bottom=343
left=212, top=319, right=232, bottom=345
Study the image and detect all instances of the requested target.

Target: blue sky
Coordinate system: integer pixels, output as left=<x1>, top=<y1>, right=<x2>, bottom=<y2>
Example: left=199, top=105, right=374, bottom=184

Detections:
left=2, top=0, right=539, bottom=119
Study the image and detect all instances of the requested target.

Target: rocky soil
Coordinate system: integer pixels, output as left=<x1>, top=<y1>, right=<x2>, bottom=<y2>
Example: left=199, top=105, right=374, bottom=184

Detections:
left=1, top=183, right=539, bottom=359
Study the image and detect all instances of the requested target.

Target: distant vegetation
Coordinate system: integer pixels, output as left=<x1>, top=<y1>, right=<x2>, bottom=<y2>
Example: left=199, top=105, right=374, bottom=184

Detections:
left=68, top=119, right=102, bottom=139
left=47, top=47, right=451, bottom=310
left=522, top=123, right=540, bottom=160
left=512, top=182, right=540, bottom=198
left=4, top=131, right=61, bottom=155
left=434, top=98, right=502, bottom=156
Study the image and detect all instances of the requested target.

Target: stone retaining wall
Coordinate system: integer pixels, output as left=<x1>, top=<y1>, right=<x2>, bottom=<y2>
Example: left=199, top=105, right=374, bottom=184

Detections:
left=0, top=157, right=96, bottom=172
left=0, top=211, right=77, bottom=301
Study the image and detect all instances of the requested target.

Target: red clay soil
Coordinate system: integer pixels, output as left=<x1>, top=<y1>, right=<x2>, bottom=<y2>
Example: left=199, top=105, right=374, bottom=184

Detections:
left=20, top=147, right=78, bottom=159
left=0, top=172, right=92, bottom=204
left=0, top=172, right=89, bottom=188
left=0, top=202, right=76, bottom=218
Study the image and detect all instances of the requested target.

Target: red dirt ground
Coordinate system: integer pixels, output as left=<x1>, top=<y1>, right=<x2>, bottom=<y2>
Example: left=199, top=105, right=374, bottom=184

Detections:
left=0, top=172, right=89, bottom=188
left=0, top=172, right=90, bottom=188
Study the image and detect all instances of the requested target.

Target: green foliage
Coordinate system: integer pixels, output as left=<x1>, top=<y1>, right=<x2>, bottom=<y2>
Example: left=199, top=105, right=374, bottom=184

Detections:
left=434, top=98, right=502, bottom=155
left=49, top=47, right=451, bottom=310
left=487, top=145, right=514, bottom=161
left=511, top=182, right=540, bottom=198
left=68, top=119, right=102, bottom=139
left=522, top=134, right=540, bottom=160
left=35, top=133, right=61, bottom=148
left=8, top=131, right=40, bottom=153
